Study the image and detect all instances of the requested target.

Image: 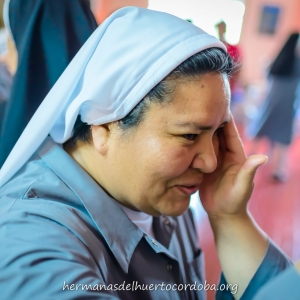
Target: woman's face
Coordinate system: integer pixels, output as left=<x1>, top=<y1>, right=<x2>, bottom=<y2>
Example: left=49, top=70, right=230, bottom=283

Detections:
left=99, top=73, right=230, bottom=216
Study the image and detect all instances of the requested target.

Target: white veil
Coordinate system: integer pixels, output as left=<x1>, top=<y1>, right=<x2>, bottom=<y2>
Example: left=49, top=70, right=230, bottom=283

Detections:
left=0, top=6, right=225, bottom=187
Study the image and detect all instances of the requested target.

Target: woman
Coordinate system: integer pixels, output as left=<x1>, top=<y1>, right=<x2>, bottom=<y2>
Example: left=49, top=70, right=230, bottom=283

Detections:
left=248, top=33, right=300, bottom=182
left=0, top=0, right=97, bottom=165
left=0, top=7, right=293, bottom=300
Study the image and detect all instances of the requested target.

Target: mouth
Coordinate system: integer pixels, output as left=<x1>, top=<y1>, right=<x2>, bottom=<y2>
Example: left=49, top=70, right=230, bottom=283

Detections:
left=175, top=185, right=200, bottom=196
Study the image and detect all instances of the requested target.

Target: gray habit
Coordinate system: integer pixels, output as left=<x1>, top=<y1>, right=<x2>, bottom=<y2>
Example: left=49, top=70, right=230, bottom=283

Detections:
left=0, top=137, right=292, bottom=299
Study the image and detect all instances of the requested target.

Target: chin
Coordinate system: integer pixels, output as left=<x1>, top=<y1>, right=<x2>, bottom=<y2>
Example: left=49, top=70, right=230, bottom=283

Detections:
left=159, top=199, right=190, bottom=217
left=167, top=207, right=189, bottom=217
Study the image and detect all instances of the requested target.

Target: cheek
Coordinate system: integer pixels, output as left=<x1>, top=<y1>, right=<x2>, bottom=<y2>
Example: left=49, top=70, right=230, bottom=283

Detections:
left=134, top=136, right=191, bottom=181
left=129, top=129, right=194, bottom=183
left=151, top=144, right=193, bottom=179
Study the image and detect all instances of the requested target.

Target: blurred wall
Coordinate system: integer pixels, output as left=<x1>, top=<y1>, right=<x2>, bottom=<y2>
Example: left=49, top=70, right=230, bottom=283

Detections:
left=91, top=0, right=148, bottom=24
left=239, top=0, right=300, bottom=87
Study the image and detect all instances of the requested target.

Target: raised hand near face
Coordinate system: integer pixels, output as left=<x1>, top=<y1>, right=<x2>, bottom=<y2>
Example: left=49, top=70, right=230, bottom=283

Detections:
left=199, top=113, right=269, bottom=299
left=199, top=113, right=268, bottom=218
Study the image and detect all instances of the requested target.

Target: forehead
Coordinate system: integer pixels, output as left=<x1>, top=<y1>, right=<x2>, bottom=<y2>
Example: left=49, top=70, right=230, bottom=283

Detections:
left=152, top=73, right=230, bottom=127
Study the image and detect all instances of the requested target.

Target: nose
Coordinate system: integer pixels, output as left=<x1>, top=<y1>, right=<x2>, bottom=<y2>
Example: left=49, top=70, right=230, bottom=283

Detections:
left=190, top=137, right=218, bottom=173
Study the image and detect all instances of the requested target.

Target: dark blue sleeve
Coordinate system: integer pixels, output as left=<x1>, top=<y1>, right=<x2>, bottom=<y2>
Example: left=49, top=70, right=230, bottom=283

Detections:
left=253, top=266, right=300, bottom=300
left=216, top=239, right=292, bottom=300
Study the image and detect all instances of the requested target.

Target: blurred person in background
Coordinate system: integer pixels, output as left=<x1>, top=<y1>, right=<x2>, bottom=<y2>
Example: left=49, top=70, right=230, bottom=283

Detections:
left=0, top=0, right=97, bottom=166
left=0, top=0, right=13, bottom=138
left=0, top=35, right=14, bottom=134
left=247, top=32, right=300, bottom=182
left=215, top=20, right=244, bottom=108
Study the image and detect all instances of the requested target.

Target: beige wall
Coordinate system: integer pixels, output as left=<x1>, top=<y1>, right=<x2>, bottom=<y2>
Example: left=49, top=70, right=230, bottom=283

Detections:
left=91, top=0, right=148, bottom=24
left=239, top=0, right=300, bottom=87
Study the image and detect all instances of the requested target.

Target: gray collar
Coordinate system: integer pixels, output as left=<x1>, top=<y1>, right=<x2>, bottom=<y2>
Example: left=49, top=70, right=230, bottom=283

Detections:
left=38, top=137, right=145, bottom=273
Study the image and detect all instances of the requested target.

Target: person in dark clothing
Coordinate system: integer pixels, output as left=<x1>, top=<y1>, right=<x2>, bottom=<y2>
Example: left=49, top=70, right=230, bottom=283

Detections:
left=0, top=60, right=13, bottom=133
left=0, top=0, right=97, bottom=165
left=248, top=32, right=300, bottom=182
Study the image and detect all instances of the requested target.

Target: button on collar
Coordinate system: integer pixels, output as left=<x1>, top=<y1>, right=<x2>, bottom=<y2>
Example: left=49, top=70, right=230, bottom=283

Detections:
left=162, top=216, right=170, bottom=225
left=151, top=239, right=158, bottom=246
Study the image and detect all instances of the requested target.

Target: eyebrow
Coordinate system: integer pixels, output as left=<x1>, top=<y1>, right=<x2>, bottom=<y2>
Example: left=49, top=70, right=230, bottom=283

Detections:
left=174, top=120, right=229, bottom=131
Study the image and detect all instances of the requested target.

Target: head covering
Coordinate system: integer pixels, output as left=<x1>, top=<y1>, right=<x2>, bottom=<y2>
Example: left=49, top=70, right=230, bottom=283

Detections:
left=269, top=32, right=300, bottom=76
left=0, top=6, right=226, bottom=187
left=0, top=0, right=97, bottom=165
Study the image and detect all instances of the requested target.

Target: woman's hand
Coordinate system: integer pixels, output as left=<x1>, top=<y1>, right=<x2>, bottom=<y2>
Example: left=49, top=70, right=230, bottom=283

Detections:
left=199, top=113, right=267, bottom=218
left=198, top=114, right=269, bottom=299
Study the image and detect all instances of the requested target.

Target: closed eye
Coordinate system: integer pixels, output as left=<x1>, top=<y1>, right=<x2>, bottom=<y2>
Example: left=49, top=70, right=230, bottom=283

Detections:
left=182, top=134, right=198, bottom=141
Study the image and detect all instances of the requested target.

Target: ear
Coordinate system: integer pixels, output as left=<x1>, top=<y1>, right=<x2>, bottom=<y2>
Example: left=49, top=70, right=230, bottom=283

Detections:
left=91, top=124, right=111, bottom=156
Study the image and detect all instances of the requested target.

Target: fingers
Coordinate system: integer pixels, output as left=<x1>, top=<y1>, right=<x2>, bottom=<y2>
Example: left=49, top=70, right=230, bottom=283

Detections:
left=215, top=129, right=226, bottom=169
left=222, top=113, right=246, bottom=160
left=236, top=155, right=268, bottom=192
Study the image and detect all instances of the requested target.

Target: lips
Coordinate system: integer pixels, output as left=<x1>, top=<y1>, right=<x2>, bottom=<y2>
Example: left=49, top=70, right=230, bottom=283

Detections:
left=175, top=185, right=200, bottom=195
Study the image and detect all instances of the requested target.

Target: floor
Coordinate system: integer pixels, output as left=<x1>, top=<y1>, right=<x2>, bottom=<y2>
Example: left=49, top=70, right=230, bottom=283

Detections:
left=192, top=120, right=300, bottom=300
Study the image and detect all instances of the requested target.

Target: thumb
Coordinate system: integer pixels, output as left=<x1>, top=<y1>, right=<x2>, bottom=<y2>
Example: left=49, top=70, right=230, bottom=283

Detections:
left=236, top=155, right=268, bottom=187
